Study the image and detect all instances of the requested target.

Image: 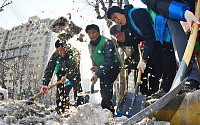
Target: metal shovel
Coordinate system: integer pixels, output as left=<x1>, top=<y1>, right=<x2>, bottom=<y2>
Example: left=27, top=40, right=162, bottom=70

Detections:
left=117, top=44, right=146, bottom=116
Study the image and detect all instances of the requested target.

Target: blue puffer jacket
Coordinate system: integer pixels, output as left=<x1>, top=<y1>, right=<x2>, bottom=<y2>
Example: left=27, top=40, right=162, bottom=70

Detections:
left=141, top=0, right=192, bottom=21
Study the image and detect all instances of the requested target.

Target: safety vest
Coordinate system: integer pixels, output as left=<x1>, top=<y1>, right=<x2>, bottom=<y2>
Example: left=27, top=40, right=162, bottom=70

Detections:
left=88, top=36, right=120, bottom=69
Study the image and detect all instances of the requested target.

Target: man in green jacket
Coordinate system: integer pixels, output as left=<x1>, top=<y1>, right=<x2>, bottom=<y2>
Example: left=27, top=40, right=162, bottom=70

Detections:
left=41, top=39, right=83, bottom=114
left=85, top=24, right=120, bottom=115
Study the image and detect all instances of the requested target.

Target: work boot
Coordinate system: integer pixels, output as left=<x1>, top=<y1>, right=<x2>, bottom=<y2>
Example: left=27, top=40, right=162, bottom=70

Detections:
left=55, top=107, right=61, bottom=115
left=179, top=80, right=199, bottom=94
left=76, top=96, right=84, bottom=106
left=65, top=100, right=70, bottom=109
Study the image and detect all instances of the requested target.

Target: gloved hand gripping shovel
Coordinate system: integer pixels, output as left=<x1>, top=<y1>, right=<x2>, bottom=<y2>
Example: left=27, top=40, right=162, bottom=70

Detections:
left=27, top=78, right=66, bottom=105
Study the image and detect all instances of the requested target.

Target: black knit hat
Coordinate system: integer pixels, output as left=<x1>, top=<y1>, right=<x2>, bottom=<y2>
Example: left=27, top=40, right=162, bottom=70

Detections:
left=55, top=39, right=64, bottom=48
left=110, top=25, right=121, bottom=35
left=85, top=24, right=100, bottom=33
left=107, top=6, right=125, bottom=19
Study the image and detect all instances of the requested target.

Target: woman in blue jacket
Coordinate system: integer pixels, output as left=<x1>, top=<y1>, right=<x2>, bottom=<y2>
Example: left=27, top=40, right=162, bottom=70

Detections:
left=141, top=0, right=200, bottom=91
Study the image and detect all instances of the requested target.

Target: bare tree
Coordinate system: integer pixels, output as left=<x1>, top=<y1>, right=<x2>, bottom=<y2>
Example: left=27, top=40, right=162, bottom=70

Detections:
left=77, top=0, right=123, bottom=27
left=0, top=61, right=9, bottom=89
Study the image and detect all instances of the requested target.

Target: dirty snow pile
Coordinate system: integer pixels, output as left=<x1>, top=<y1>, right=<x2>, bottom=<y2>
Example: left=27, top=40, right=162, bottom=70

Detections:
left=62, top=103, right=113, bottom=125
left=0, top=100, right=170, bottom=125
left=0, top=100, right=62, bottom=125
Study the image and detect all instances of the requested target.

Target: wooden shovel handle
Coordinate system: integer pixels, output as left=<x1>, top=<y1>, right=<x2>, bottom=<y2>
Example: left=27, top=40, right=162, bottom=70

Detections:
left=33, top=78, right=66, bottom=100
left=137, top=44, right=142, bottom=83
left=182, top=0, right=200, bottom=66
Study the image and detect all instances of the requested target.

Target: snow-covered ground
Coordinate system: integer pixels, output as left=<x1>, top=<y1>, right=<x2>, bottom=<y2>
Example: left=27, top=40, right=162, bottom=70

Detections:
left=0, top=99, right=170, bottom=125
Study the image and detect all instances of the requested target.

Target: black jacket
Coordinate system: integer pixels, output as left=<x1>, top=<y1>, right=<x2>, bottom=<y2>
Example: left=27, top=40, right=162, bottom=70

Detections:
left=122, top=5, right=156, bottom=61
left=118, top=29, right=141, bottom=63
left=142, top=0, right=195, bottom=19
left=43, top=49, right=80, bottom=86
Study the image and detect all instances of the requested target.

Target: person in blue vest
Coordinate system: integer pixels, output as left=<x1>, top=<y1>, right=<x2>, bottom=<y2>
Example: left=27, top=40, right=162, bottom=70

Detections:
left=110, top=24, right=177, bottom=97
left=139, top=0, right=200, bottom=92
left=41, top=39, right=84, bottom=114
left=107, top=5, right=178, bottom=96
left=110, top=25, right=163, bottom=96
left=85, top=24, right=120, bottom=115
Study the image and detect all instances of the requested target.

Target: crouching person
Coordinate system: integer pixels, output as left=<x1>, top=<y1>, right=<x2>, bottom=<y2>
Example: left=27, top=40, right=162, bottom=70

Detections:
left=85, top=24, right=120, bottom=116
left=41, top=39, right=84, bottom=114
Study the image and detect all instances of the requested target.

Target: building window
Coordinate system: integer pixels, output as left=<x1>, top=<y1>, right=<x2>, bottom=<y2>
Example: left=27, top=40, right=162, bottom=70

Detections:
left=21, top=47, right=29, bottom=55
left=32, top=50, right=36, bottom=53
left=14, top=49, right=20, bottom=57
left=39, top=43, right=42, bottom=46
left=44, top=50, right=48, bottom=55
left=12, top=37, right=16, bottom=40
left=21, top=26, right=24, bottom=29
left=19, top=31, right=23, bottom=34
left=28, top=39, right=31, bottom=43
left=43, top=57, right=48, bottom=62
left=8, top=50, right=14, bottom=58
left=32, top=43, right=38, bottom=47
left=15, top=27, right=19, bottom=30
left=45, top=43, right=50, bottom=49
left=34, top=37, right=39, bottom=41
left=29, top=33, right=33, bottom=36
left=29, top=64, right=34, bottom=68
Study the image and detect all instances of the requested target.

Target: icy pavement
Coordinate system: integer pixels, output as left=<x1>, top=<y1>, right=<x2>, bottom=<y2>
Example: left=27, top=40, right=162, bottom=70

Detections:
left=0, top=100, right=170, bottom=125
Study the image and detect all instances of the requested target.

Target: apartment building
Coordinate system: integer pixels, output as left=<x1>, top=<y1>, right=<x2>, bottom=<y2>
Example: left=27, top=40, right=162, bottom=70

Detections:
left=0, top=16, right=57, bottom=99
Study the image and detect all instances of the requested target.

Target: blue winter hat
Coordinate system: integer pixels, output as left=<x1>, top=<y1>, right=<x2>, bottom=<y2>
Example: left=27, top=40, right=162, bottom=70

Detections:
left=85, top=24, right=100, bottom=33
left=107, top=6, right=125, bottom=19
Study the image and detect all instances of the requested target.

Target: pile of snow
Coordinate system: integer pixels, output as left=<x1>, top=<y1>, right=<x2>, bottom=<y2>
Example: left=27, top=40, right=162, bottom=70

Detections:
left=0, top=99, right=170, bottom=125
left=63, top=103, right=113, bottom=125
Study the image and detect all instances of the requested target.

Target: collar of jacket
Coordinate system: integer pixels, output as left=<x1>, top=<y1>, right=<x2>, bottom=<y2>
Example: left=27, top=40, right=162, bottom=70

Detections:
left=90, top=35, right=101, bottom=46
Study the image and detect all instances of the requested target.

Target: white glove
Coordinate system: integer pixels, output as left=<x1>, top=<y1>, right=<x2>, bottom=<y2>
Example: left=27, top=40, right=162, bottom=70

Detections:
left=40, top=85, right=48, bottom=95
left=91, top=74, right=98, bottom=84
left=137, top=60, right=146, bottom=73
left=184, top=10, right=200, bottom=30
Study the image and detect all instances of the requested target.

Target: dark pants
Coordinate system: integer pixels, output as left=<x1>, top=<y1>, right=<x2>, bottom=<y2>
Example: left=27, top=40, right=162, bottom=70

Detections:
left=160, top=42, right=177, bottom=92
left=56, top=75, right=83, bottom=112
left=167, top=19, right=200, bottom=83
left=100, top=63, right=120, bottom=113
left=140, top=42, right=163, bottom=95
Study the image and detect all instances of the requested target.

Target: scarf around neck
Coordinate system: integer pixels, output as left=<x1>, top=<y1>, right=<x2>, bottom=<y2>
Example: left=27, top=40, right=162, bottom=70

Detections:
left=90, top=35, right=101, bottom=46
